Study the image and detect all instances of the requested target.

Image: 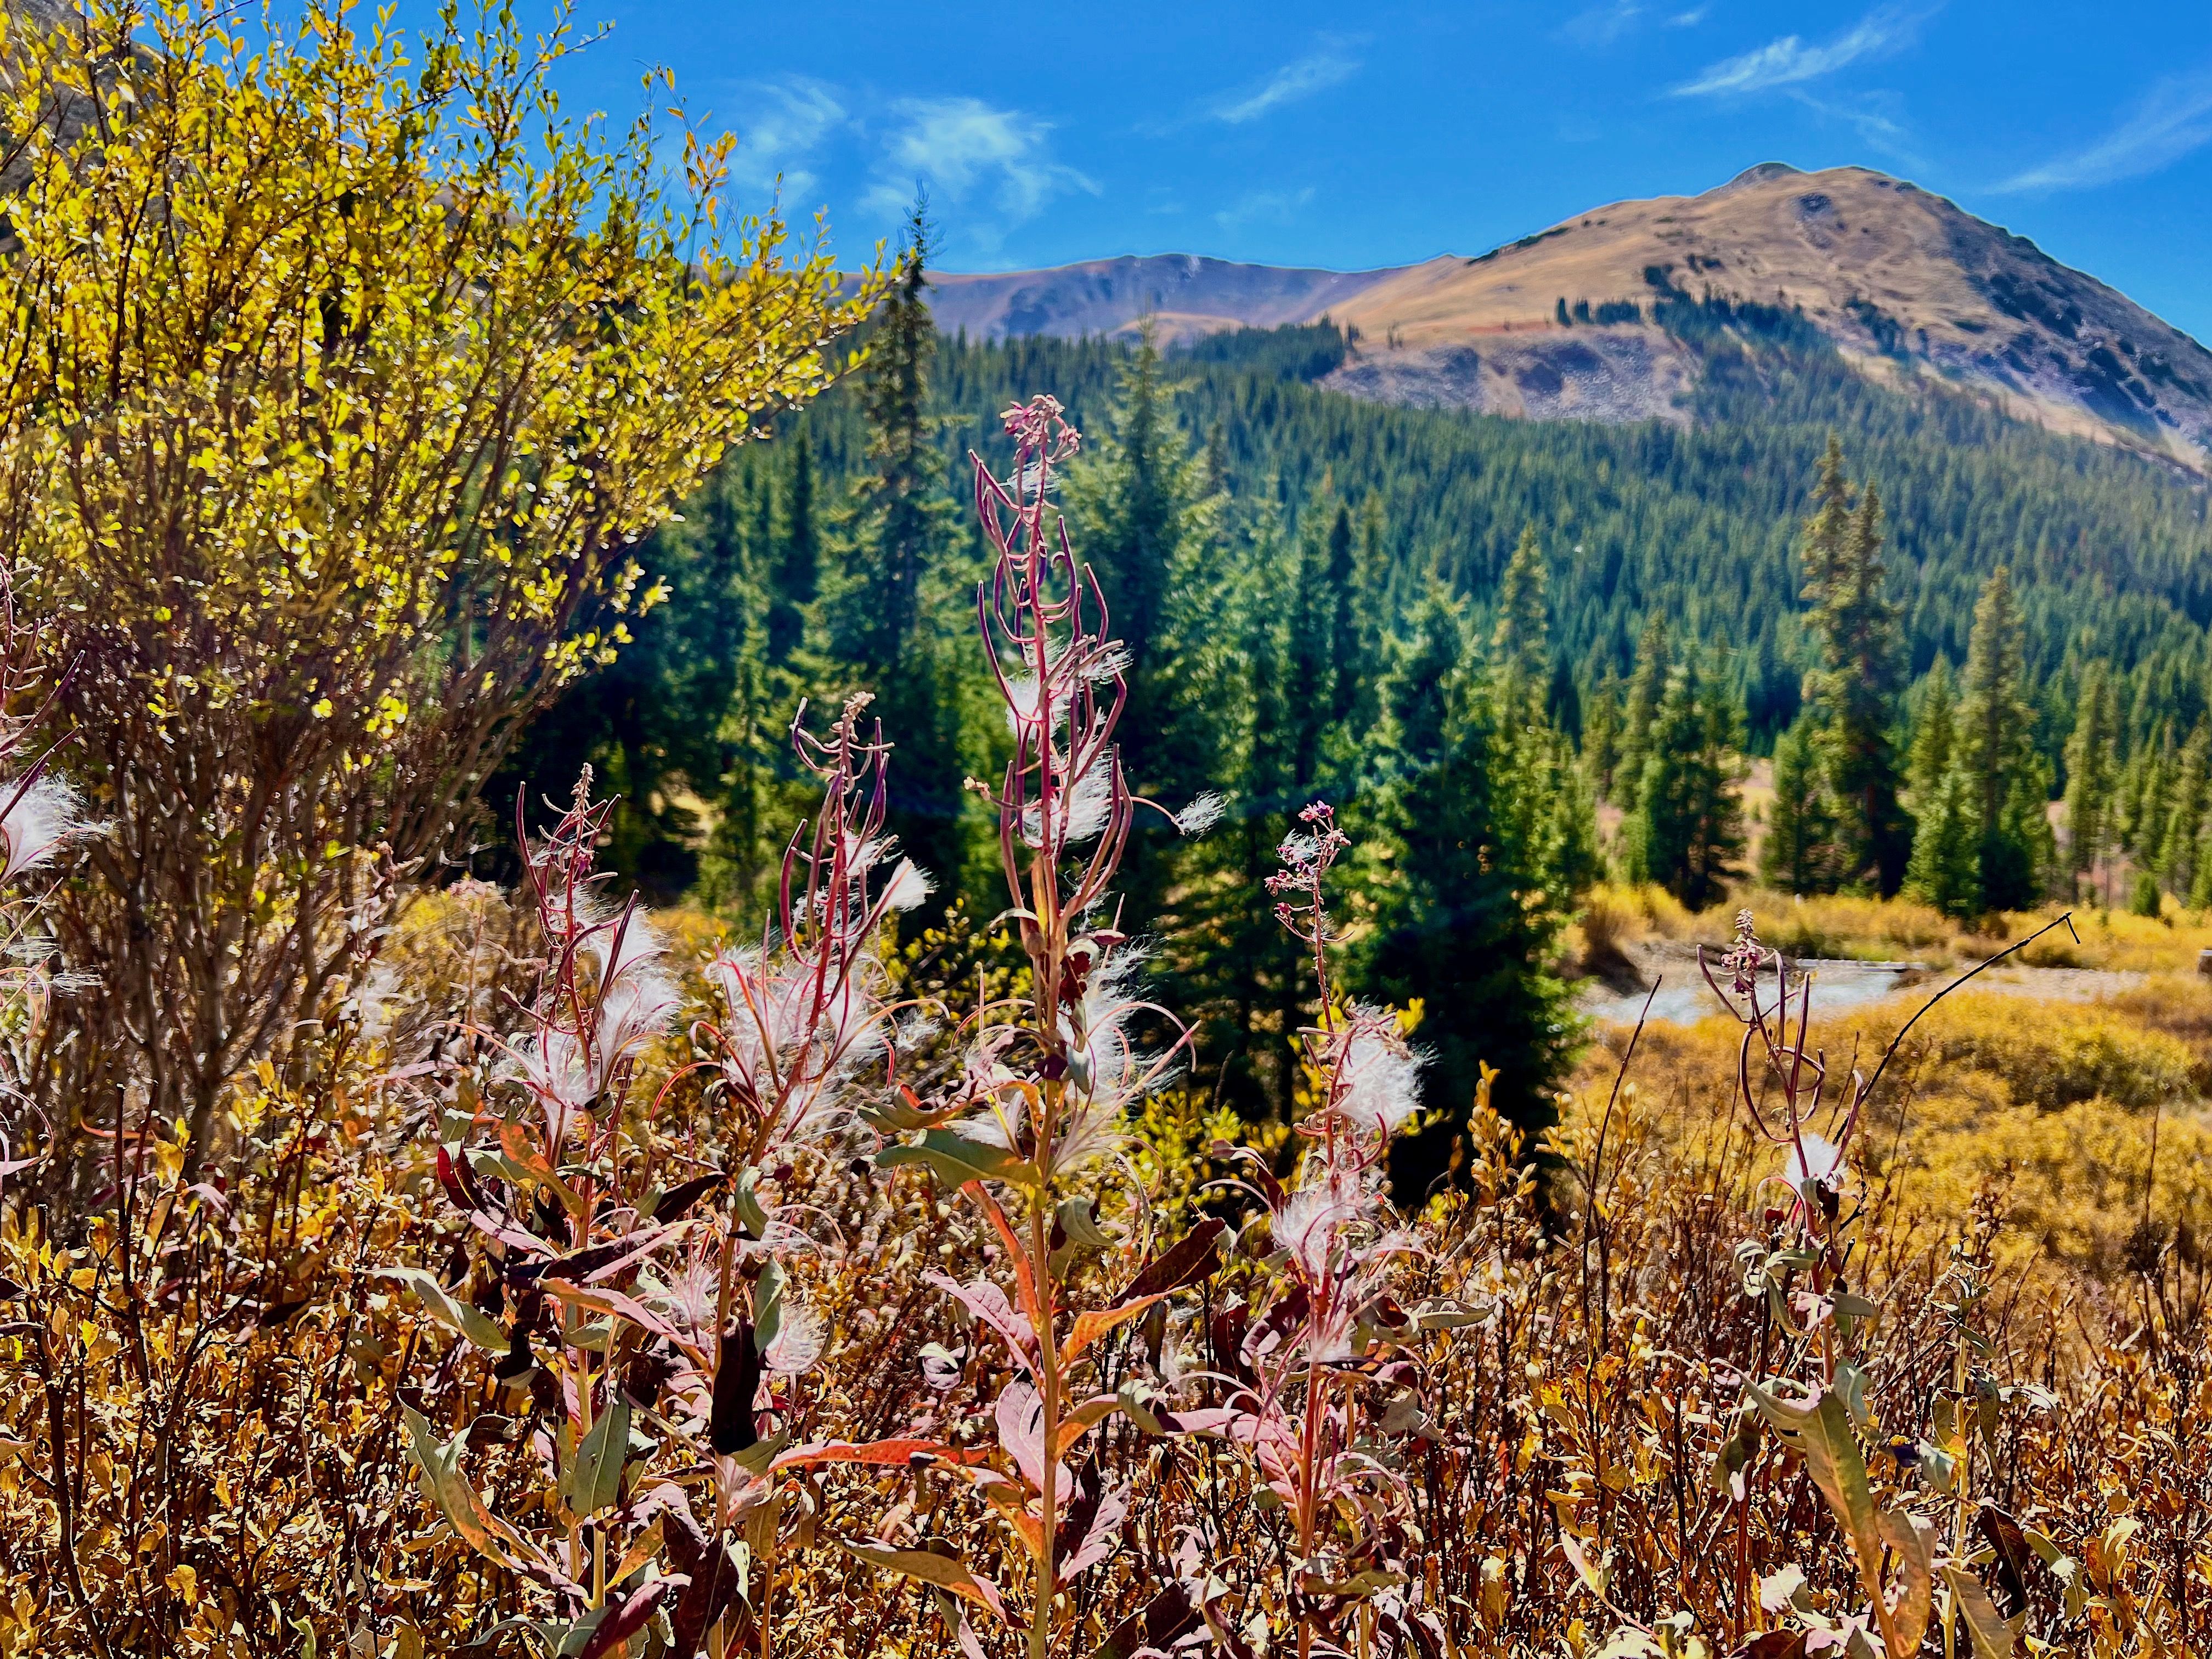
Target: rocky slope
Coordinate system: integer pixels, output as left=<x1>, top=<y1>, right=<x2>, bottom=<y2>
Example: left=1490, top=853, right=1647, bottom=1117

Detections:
left=923, top=253, right=1396, bottom=347
left=932, top=164, right=2212, bottom=473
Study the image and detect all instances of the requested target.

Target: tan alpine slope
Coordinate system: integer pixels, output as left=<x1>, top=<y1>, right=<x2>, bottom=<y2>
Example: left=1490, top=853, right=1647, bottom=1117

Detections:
left=930, top=162, right=2212, bottom=472
left=1329, top=162, right=2212, bottom=468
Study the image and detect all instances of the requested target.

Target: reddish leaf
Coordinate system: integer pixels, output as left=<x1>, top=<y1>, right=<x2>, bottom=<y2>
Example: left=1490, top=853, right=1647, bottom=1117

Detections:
left=1116, top=1217, right=1226, bottom=1307
left=771, top=1438, right=984, bottom=1471
left=578, top=1575, right=684, bottom=1659
left=1092, top=1583, right=1200, bottom=1659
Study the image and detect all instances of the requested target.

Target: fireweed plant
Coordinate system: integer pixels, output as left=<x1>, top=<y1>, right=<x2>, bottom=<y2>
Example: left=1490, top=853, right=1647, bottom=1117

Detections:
left=1215, top=803, right=1463, bottom=1659
left=390, top=713, right=945, bottom=1658
left=0, top=564, right=92, bottom=1168
left=840, top=397, right=1235, bottom=1659
left=1568, top=909, right=2074, bottom=1659
left=303, top=396, right=2196, bottom=1659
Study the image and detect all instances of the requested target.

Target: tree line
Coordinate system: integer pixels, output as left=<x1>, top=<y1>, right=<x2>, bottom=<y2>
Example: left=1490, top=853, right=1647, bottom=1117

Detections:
left=511, top=222, right=2212, bottom=1161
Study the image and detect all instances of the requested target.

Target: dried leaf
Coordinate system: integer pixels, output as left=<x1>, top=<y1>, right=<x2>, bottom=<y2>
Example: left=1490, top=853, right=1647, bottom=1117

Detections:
left=840, top=1541, right=1011, bottom=1626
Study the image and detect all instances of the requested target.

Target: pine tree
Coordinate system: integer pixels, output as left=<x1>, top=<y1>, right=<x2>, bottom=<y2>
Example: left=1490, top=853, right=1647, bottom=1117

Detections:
left=1146, top=494, right=1291, bottom=1117
left=2064, top=661, right=2117, bottom=901
left=1285, top=499, right=1335, bottom=793
left=1906, top=656, right=1957, bottom=810
left=2159, top=721, right=2209, bottom=899
left=1364, top=584, right=1581, bottom=1189
left=1617, top=616, right=1669, bottom=810
left=1956, top=567, right=2042, bottom=909
left=834, top=207, right=953, bottom=674
left=1760, top=711, right=1835, bottom=893
left=1062, top=325, right=1221, bottom=800
left=1624, top=662, right=1745, bottom=909
left=1481, top=524, right=1596, bottom=912
left=1331, top=493, right=1389, bottom=749
left=1491, top=526, right=1550, bottom=725
left=766, top=433, right=817, bottom=665
left=1800, top=439, right=1909, bottom=893
left=1583, top=665, right=1623, bottom=800
left=1324, top=502, right=1359, bottom=721
left=831, top=208, right=967, bottom=913
left=1904, top=765, right=1983, bottom=919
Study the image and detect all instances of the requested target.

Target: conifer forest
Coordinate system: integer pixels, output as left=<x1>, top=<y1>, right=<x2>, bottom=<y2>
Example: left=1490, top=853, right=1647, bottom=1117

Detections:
left=0, top=6, right=2207, bottom=1658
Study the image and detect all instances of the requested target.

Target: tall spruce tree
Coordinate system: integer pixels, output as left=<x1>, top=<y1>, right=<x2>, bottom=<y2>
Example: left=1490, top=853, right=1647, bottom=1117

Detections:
left=2064, top=661, right=2118, bottom=902
left=831, top=210, right=967, bottom=913
left=767, top=433, right=817, bottom=665
left=1285, top=499, right=1336, bottom=793
left=1364, top=585, right=1580, bottom=1193
left=836, top=211, right=952, bottom=672
left=1583, top=665, right=1623, bottom=799
left=1956, top=566, right=2044, bottom=909
left=1907, top=656, right=1958, bottom=810
left=1761, top=710, right=1835, bottom=893
left=1904, top=765, right=1983, bottom=919
left=2159, top=721, right=2210, bottom=899
left=1624, top=662, right=1746, bottom=909
left=1616, top=616, right=1670, bottom=810
left=1799, top=438, right=1909, bottom=893
left=1063, top=326, right=1214, bottom=791
left=1324, top=503, right=1360, bottom=722
left=1491, top=526, right=1551, bottom=724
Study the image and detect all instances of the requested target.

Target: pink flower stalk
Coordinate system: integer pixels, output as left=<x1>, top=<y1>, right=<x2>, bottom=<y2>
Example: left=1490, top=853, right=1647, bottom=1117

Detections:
left=492, top=777, right=681, bottom=1149
left=0, top=773, right=87, bottom=884
left=837, top=397, right=1232, bottom=1659
left=695, top=694, right=923, bottom=1165
left=1220, top=802, right=1432, bottom=1657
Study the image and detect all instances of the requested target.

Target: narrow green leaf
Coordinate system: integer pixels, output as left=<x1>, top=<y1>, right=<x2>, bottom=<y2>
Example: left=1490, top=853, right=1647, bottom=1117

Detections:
left=379, top=1267, right=506, bottom=1354
left=562, top=1397, right=631, bottom=1519
left=1942, top=1565, right=2024, bottom=1659
left=877, top=1128, right=1037, bottom=1190
left=1747, top=1384, right=1884, bottom=1601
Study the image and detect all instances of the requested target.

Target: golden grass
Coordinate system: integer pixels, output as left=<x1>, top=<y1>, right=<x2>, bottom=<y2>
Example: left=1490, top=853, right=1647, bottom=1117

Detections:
left=1585, top=877, right=2212, bottom=972
left=1572, top=977, right=2212, bottom=1283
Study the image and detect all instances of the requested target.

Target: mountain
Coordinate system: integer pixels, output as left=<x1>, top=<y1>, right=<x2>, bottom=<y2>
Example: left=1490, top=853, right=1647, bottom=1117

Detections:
left=923, top=254, right=1397, bottom=348
left=930, top=164, right=2212, bottom=475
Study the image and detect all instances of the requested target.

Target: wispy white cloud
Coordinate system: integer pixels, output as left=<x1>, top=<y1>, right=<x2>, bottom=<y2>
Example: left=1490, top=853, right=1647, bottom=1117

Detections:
left=1790, top=88, right=1923, bottom=169
left=1667, top=4, right=1711, bottom=25
left=1211, top=42, right=1362, bottom=123
left=862, top=98, right=1097, bottom=246
left=1559, top=2, right=1641, bottom=47
left=1996, top=69, right=2212, bottom=192
left=723, top=76, right=847, bottom=201
left=1671, top=5, right=1927, bottom=97
left=1213, top=185, right=1317, bottom=230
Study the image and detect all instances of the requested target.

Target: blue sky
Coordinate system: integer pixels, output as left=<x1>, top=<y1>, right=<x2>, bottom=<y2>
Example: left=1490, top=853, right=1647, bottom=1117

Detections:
left=525, top=2, right=2212, bottom=340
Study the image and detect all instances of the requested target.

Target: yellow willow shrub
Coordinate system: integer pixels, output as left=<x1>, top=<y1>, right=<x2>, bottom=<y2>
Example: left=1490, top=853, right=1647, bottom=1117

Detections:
left=1711, top=889, right=1960, bottom=962
left=1575, top=984, right=2212, bottom=1283
left=0, top=0, right=877, bottom=1183
left=1901, top=991, right=2196, bottom=1111
left=2002, top=905, right=2212, bottom=973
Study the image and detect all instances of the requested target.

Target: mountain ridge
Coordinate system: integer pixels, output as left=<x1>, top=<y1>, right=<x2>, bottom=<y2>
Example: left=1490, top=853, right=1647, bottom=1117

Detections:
left=927, top=165, right=2212, bottom=475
